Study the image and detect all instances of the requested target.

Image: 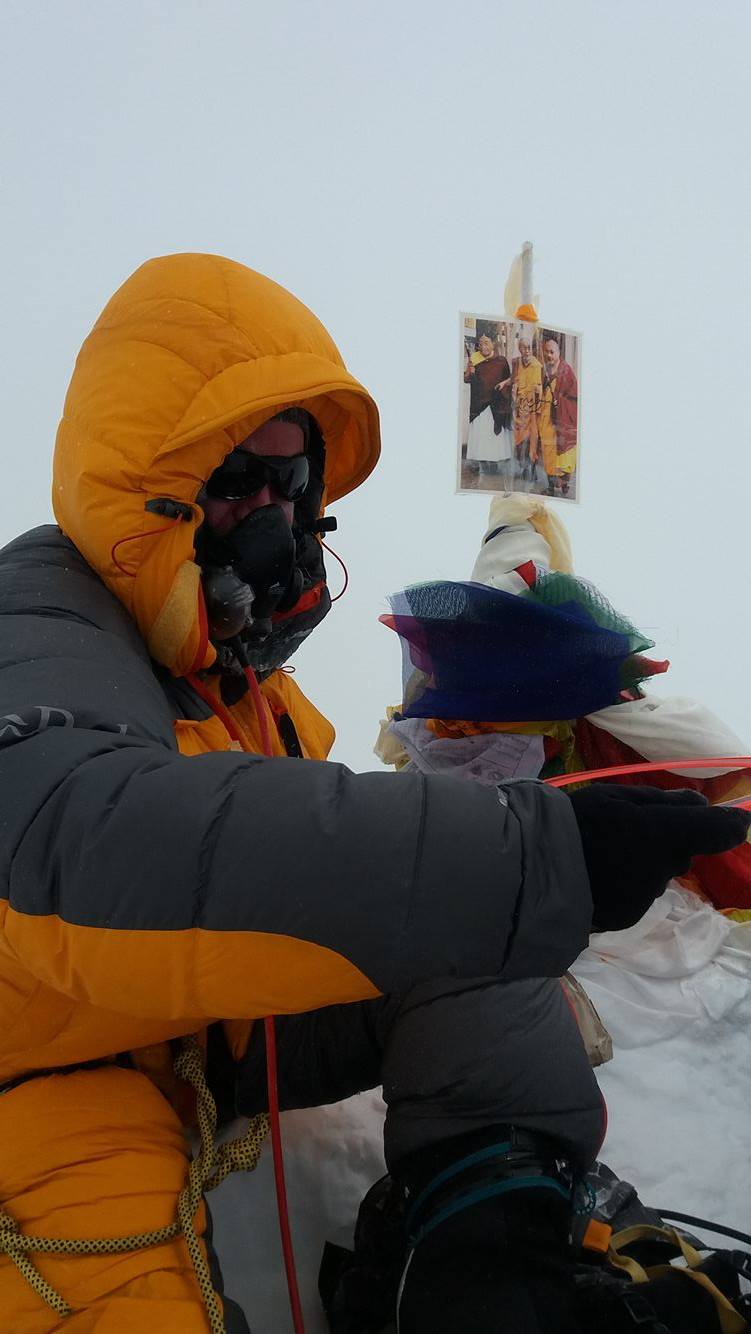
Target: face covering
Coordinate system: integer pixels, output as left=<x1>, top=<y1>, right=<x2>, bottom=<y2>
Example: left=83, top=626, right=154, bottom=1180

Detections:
left=196, top=504, right=332, bottom=687
left=200, top=503, right=303, bottom=636
left=195, top=413, right=334, bottom=690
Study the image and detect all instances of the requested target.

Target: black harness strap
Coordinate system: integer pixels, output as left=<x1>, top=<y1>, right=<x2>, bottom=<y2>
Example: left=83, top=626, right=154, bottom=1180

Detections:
left=277, top=711, right=304, bottom=758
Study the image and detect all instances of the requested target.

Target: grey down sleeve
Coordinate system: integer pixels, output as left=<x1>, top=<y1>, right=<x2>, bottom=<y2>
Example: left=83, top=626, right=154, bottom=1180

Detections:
left=1, top=728, right=593, bottom=1019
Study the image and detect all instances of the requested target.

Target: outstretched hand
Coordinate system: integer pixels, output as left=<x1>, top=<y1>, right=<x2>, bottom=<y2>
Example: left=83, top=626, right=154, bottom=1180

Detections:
left=568, top=785, right=750, bottom=932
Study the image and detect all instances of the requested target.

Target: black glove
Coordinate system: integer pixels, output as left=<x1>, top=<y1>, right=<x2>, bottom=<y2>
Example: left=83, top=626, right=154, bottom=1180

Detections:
left=568, top=785, right=751, bottom=932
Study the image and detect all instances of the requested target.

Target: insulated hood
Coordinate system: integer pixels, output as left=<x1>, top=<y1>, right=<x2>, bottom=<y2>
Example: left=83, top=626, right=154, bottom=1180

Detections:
left=53, top=252, right=381, bottom=675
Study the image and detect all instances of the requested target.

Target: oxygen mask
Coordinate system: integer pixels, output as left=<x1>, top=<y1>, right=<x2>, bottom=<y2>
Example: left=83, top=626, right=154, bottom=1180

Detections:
left=199, top=504, right=304, bottom=642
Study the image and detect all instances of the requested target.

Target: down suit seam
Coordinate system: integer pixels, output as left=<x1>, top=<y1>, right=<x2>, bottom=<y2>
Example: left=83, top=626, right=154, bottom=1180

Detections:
left=93, top=291, right=262, bottom=355
left=498, top=792, right=525, bottom=974
left=163, top=355, right=344, bottom=452
left=393, top=775, right=428, bottom=995
left=194, top=763, right=251, bottom=928
left=5, top=739, right=150, bottom=919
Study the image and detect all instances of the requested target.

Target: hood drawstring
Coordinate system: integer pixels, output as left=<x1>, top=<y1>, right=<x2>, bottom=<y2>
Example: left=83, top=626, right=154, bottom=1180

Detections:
left=321, top=537, right=349, bottom=603
left=111, top=523, right=181, bottom=578
left=110, top=500, right=198, bottom=578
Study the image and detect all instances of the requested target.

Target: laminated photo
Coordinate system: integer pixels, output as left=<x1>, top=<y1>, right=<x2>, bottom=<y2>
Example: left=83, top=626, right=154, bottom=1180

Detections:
left=458, top=314, right=581, bottom=502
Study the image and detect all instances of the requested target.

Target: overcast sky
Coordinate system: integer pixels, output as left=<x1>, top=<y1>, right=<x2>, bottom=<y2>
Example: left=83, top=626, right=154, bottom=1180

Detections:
left=2, top=0, right=749, bottom=770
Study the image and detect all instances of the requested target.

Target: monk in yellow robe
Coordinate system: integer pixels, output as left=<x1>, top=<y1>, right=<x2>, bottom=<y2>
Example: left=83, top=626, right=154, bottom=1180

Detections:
left=512, top=333, right=542, bottom=480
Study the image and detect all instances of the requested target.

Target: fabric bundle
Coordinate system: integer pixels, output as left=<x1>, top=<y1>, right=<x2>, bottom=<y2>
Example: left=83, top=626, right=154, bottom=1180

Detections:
left=377, top=494, right=751, bottom=910
left=382, top=578, right=656, bottom=724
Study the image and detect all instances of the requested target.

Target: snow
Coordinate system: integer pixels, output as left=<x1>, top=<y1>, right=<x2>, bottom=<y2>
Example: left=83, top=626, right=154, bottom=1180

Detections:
left=596, top=989, right=751, bottom=1238
left=576, top=891, right=751, bottom=1245
left=212, top=891, right=751, bottom=1332
left=213, top=1092, right=387, bottom=1332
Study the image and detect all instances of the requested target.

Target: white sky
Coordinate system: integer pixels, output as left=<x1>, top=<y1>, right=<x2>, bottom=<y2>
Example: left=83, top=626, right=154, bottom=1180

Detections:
left=2, top=0, right=750, bottom=771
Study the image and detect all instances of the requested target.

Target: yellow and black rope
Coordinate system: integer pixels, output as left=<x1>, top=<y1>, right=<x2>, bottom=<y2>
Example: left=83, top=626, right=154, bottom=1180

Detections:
left=0, top=1036, right=269, bottom=1333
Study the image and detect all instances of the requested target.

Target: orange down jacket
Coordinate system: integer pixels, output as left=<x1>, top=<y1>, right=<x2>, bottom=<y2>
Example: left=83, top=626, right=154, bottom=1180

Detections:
left=0, top=254, right=595, bottom=1329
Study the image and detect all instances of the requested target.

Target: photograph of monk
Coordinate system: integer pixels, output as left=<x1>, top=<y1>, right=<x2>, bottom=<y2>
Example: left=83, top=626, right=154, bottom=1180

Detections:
left=458, top=315, right=580, bottom=501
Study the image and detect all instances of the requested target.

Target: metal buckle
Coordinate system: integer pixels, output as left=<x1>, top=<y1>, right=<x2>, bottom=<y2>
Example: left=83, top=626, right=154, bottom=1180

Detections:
left=620, top=1289, right=670, bottom=1332
left=730, top=1249, right=751, bottom=1282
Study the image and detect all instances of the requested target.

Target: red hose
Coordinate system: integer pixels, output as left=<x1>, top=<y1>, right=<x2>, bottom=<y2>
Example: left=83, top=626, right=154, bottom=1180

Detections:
left=192, top=657, right=303, bottom=1329
left=545, top=755, right=751, bottom=806
left=186, top=673, right=250, bottom=750
left=244, top=665, right=275, bottom=759
left=243, top=659, right=306, bottom=1333
left=265, top=1015, right=306, bottom=1334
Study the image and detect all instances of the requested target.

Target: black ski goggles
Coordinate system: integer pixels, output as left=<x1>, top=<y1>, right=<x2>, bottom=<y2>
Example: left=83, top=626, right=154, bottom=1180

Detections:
left=205, top=449, right=310, bottom=503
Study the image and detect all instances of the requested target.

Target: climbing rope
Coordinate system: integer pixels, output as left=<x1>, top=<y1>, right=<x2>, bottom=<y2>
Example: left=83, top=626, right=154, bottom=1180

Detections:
left=0, top=1036, right=269, bottom=1333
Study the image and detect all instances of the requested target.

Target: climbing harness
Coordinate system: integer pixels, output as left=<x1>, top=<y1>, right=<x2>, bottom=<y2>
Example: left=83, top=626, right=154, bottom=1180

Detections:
left=0, top=1035, right=268, bottom=1333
